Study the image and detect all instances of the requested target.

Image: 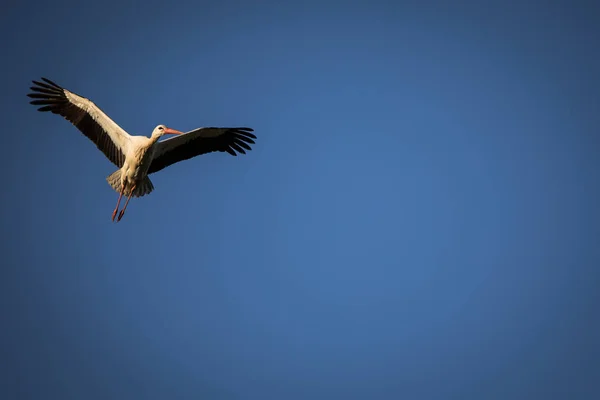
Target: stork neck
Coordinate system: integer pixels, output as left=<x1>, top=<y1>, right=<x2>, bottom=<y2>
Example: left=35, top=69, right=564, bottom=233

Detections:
left=149, top=134, right=162, bottom=145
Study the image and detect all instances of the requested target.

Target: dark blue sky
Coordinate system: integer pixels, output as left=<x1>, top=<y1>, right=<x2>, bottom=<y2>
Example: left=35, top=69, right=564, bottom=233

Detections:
left=2, top=1, right=599, bottom=399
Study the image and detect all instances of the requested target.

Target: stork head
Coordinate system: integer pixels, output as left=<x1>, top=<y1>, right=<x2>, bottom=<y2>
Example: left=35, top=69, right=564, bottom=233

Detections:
left=152, top=124, right=184, bottom=138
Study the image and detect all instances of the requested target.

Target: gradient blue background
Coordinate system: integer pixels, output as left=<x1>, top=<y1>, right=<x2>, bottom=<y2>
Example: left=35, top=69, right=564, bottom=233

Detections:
left=2, top=1, right=599, bottom=398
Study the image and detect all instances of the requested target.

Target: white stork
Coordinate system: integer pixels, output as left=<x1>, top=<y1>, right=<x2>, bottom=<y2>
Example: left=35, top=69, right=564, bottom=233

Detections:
left=27, top=77, right=256, bottom=222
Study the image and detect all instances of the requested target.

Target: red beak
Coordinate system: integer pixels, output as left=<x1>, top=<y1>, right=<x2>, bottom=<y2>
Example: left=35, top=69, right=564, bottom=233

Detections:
left=164, top=127, right=184, bottom=135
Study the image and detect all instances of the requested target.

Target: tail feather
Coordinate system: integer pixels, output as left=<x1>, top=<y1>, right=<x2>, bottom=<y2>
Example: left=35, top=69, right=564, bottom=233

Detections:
left=134, top=176, right=154, bottom=197
left=106, top=170, right=154, bottom=198
left=106, top=170, right=122, bottom=192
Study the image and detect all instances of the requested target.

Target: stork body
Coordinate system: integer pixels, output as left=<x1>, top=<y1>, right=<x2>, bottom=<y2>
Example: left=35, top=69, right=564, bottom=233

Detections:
left=106, top=128, right=174, bottom=221
left=122, top=135, right=156, bottom=192
left=27, top=77, right=257, bottom=222
left=109, top=129, right=166, bottom=198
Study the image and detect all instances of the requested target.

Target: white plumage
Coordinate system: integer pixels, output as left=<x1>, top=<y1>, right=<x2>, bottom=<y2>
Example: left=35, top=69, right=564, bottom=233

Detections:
left=28, top=77, right=257, bottom=222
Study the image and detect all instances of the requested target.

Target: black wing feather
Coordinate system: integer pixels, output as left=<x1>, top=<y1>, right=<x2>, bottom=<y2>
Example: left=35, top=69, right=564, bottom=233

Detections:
left=148, top=127, right=257, bottom=174
left=27, top=77, right=127, bottom=167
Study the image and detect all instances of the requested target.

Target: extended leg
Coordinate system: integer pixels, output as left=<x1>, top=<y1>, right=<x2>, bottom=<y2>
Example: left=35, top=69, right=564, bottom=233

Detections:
left=111, top=184, right=125, bottom=222
left=117, top=185, right=136, bottom=222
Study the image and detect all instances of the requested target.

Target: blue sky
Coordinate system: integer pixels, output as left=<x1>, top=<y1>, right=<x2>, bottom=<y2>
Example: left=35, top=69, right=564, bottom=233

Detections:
left=2, top=1, right=599, bottom=399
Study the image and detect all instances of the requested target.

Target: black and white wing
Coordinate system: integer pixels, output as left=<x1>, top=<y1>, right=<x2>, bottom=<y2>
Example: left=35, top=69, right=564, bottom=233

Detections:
left=27, top=77, right=131, bottom=167
left=148, top=127, right=256, bottom=174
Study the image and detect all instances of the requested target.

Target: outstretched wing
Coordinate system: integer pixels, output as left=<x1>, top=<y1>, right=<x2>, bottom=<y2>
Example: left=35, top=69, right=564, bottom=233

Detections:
left=148, top=127, right=256, bottom=174
left=27, top=77, right=131, bottom=167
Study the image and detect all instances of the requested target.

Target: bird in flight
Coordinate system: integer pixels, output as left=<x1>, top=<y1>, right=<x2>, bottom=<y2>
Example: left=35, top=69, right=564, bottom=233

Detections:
left=27, top=77, right=257, bottom=222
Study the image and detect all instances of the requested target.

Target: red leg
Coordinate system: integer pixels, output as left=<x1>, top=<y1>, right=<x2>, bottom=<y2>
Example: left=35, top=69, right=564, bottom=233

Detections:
left=111, top=185, right=125, bottom=221
left=117, top=185, right=136, bottom=222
